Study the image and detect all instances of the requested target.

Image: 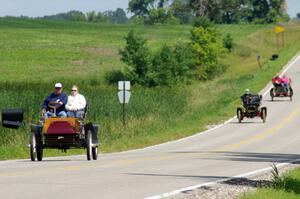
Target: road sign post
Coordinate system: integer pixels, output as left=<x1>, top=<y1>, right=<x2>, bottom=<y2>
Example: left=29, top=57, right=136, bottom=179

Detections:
left=118, top=81, right=131, bottom=126
left=274, top=25, right=285, bottom=50
left=256, top=54, right=262, bottom=70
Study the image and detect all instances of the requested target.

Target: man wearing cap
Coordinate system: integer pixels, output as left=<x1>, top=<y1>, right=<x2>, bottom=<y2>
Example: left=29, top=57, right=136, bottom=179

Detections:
left=41, top=83, right=68, bottom=118
left=241, top=89, right=252, bottom=107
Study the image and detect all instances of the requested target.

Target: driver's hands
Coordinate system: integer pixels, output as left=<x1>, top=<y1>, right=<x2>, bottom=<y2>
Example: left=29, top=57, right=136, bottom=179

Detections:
left=41, top=109, right=46, bottom=114
left=59, top=102, right=63, bottom=105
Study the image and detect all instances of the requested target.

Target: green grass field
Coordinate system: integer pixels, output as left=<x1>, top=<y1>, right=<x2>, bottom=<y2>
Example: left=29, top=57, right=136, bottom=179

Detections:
left=241, top=166, right=300, bottom=199
left=0, top=18, right=300, bottom=159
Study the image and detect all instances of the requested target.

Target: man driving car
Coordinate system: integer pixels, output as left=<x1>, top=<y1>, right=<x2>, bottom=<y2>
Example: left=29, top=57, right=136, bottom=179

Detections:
left=41, top=83, right=68, bottom=118
left=241, top=89, right=252, bottom=106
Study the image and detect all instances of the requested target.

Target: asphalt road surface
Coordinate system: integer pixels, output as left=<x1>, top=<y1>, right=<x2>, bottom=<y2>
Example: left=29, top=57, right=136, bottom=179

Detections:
left=1, top=55, right=300, bottom=199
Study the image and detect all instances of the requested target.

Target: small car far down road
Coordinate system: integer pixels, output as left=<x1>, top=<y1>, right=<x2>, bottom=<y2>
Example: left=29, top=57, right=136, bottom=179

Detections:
left=270, top=76, right=293, bottom=101
left=237, top=94, right=267, bottom=123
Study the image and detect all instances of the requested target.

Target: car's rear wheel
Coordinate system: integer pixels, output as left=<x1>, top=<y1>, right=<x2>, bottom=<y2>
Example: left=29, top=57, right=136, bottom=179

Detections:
left=270, top=88, right=274, bottom=101
left=261, top=108, right=267, bottom=123
left=92, top=147, right=98, bottom=160
left=237, top=108, right=242, bottom=123
left=86, top=130, right=92, bottom=161
left=36, top=135, right=43, bottom=161
left=30, top=132, right=36, bottom=161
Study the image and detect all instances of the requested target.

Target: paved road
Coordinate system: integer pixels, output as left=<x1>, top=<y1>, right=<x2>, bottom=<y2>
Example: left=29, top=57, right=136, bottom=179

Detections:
left=1, top=55, right=300, bottom=199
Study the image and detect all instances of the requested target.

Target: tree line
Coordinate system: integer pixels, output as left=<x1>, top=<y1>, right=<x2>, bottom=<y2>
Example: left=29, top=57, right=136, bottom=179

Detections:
left=39, top=9, right=128, bottom=24
left=3, top=0, right=289, bottom=25
left=128, top=0, right=289, bottom=24
left=2, top=9, right=129, bottom=24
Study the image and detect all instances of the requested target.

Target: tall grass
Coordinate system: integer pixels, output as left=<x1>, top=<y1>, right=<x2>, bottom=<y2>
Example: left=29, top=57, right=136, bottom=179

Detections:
left=0, top=19, right=300, bottom=159
left=241, top=166, right=300, bottom=199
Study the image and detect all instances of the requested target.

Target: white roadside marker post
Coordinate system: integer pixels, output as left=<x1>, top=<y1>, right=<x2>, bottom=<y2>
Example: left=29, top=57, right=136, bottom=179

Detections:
left=118, top=81, right=131, bottom=126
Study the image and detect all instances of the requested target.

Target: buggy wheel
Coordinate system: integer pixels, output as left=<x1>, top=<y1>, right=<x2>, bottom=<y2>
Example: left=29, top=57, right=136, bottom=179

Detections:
left=270, top=88, right=274, bottom=101
left=36, top=135, right=43, bottom=161
left=86, top=130, right=92, bottom=161
left=237, top=108, right=242, bottom=123
left=92, top=147, right=98, bottom=160
left=261, top=108, right=267, bottom=123
left=30, top=132, right=36, bottom=161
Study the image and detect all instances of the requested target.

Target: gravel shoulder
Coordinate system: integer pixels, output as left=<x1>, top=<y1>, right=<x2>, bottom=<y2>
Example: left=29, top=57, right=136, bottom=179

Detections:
left=168, top=162, right=300, bottom=199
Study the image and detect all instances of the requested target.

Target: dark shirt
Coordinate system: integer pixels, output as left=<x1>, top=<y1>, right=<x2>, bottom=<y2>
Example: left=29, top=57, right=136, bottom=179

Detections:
left=241, top=94, right=252, bottom=106
left=41, top=92, right=68, bottom=113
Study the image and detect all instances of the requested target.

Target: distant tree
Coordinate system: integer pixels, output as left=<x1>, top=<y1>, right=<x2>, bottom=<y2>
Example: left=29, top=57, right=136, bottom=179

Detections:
left=95, top=12, right=109, bottom=23
left=129, top=15, right=145, bottom=25
left=219, top=0, right=242, bottom=24
left=158, top=0, right=168, bottom=8
left=128, top=0, right=155, bottom=16
left=252, top=0, right=269, bottom=20
left=148, top=8, right=174, bottom=24
left=86, top=11, right=97, bottom=22
left=170, top=0, right=193, bottom=24
left=189, top=0, right=213, bottom=17
left=194, top=16, right=213, bottom=29
left=111, top=8, right=128, bottom=24
left=68, top=10, right=86, bottom=21
left=297, top=13, right=300, bottom=19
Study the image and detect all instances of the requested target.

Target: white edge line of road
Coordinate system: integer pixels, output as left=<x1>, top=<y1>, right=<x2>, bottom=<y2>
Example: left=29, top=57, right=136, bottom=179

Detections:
left=145, top=158, right=300, bottom=199
left=143, top=53, right=300, bottom=199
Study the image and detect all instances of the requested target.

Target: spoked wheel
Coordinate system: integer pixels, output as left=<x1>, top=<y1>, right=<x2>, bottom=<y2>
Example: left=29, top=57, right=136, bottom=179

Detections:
left=30, top=132, right=36, bottom=161
left=86, top=130, right=93, bottom=161
left=36, top=135, right=43, bottom=161
left=270, top=88, right=274, bottom=101
left=237, top=108, right=242, bottom=123
left=92, top=147, right=98, bottom=160
left=261, top=108, right=267, bottom=123
left=30, top=132, right=43, bottom=161
left=289, top=88, right=293, bottom=101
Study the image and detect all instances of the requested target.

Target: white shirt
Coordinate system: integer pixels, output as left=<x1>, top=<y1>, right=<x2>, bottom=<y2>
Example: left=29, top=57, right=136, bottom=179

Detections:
left=65, top=94, right=86, bottom=111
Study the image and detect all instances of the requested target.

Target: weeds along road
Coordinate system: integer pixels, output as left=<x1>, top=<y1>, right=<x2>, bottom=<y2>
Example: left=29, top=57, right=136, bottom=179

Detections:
left=1, top=55, right=300, bottom=199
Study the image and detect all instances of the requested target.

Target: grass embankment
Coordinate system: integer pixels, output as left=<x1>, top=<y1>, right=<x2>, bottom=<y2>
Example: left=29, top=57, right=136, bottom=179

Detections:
left=0, top=18, right=300, bottom=159
left=242, top=166, right=300, bottom=199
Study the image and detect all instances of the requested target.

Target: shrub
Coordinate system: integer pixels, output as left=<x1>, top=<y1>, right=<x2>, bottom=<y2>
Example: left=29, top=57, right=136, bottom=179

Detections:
left=223, top=33, right=234, bottom=52
left=193, top=16, right=214, bottom=29
left=119, top=30, right=152, bottom=85
left=105, top=70, right=127, bottom=85
left=148, top=43, right=196, bottom=86
left=190, top=26, right=226, bottom=80
left=129, top=16, right=144, bottom=25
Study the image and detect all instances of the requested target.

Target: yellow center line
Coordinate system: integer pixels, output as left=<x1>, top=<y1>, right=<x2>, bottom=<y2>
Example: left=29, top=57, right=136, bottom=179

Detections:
left=0, top=108, right=298, bottom=176
left=216, top=108, right=299, bottom=152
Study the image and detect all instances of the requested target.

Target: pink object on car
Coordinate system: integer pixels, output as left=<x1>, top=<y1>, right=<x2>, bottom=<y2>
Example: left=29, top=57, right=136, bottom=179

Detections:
left=281, top=77, right=291, bottom=84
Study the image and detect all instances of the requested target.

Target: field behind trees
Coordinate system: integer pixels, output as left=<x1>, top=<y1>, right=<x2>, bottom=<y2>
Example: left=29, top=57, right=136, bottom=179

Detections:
left=0, top=18, right=300, bottom=159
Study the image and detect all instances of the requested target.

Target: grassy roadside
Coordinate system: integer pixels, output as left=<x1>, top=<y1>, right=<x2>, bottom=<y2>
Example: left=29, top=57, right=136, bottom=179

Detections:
left=241, top=166, right=300, bottom=199
left=0, top=19, right=300, bottom=160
